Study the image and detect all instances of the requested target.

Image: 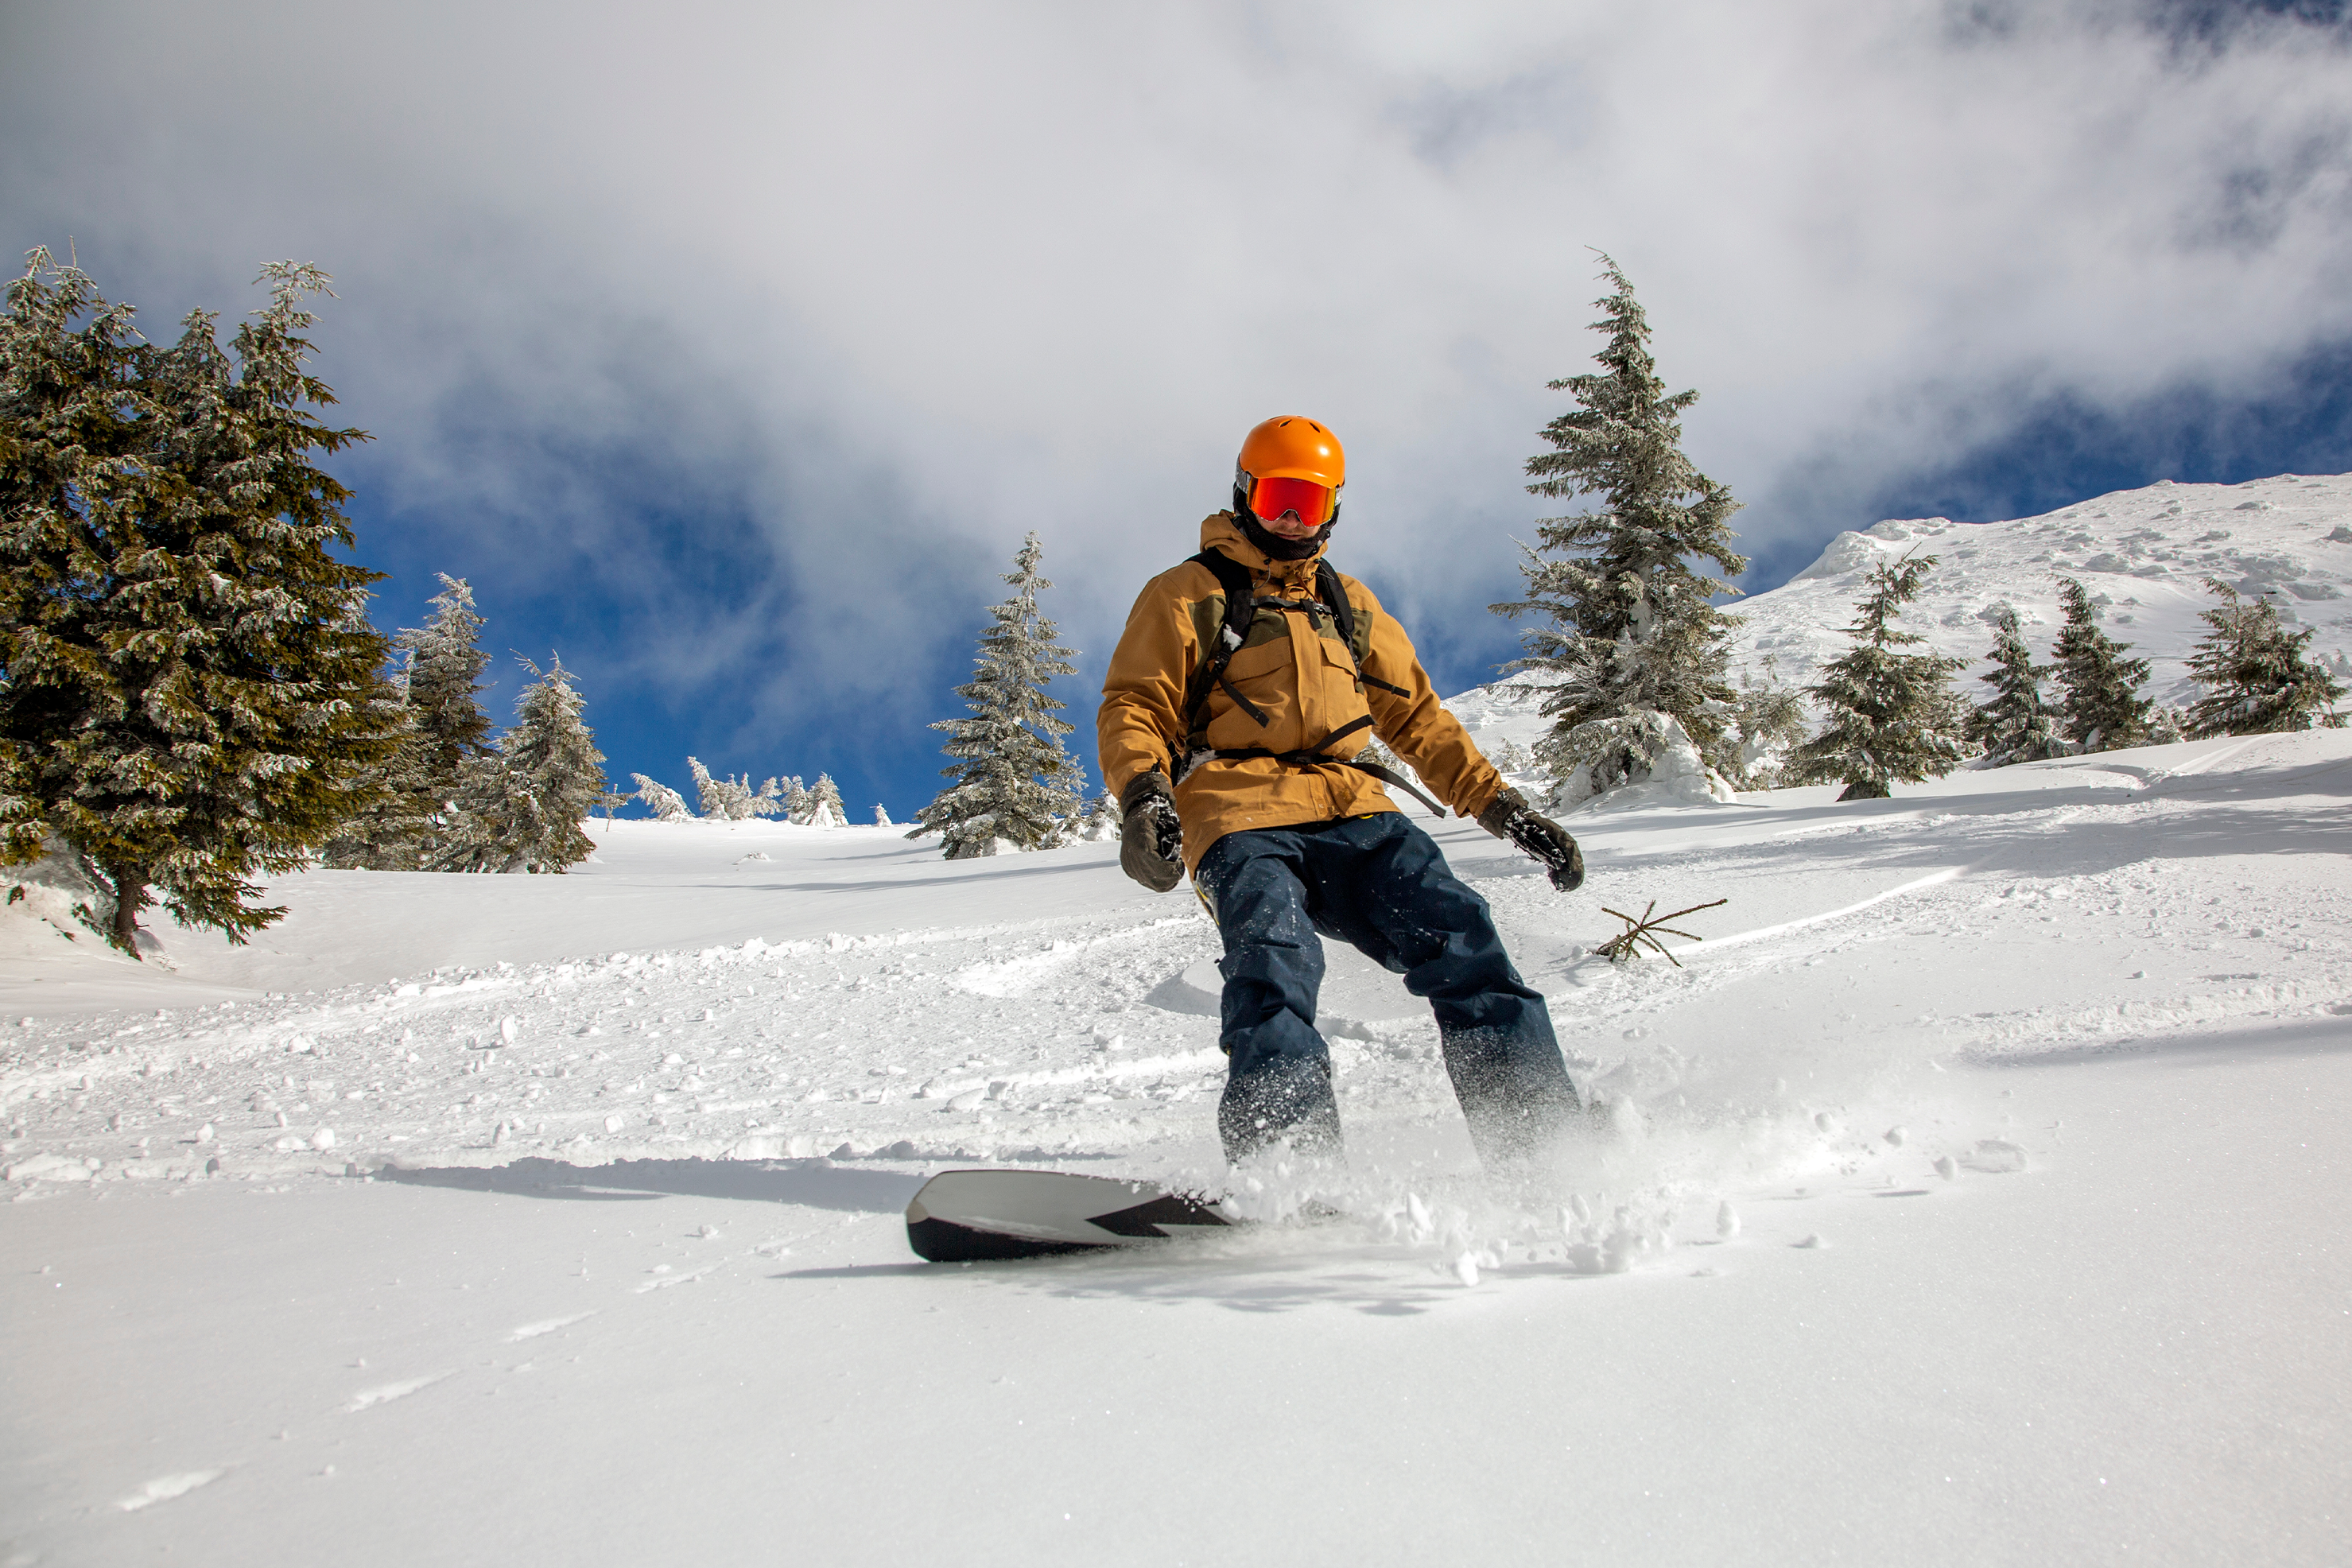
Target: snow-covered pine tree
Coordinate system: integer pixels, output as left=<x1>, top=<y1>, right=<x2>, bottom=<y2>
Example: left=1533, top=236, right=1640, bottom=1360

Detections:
left=399, top=574, right=493, bottom=820
left=779, top=775, right=811, bottom=821
left=805, top=773, right=846, bottom=827
left=0, top=253, right=405, bottom=953
left=907, top=532, right=1085, bottom=857
left=1726, top=657, right=1811, bottom=790
left=631, top=774, right=693, bottom=821
left=871, top=802, right=892, bottom=828
left=320, top=572, right=494, bottom=870
left=1787, top=556, right=1968, bottom=801
left=2051, top=577, right=2154, bottom=752
left=2183, top=580, right=2346, bottom=737
left=1077, top=790, right=1120, bottom=841
left=687, top=758, right=782, bottom=821
left=1490, top=254, right=1748, bottom=803
left=433, top=656, right=607, bottom=873
left=1967, top=607, right=2069, bottom=767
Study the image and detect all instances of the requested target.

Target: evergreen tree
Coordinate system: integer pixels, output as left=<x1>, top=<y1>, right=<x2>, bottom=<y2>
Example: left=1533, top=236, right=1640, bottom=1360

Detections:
left=2183, top=580, right=2346, bottom=737
left=908, top=532, right=1084, bottom=857
left=319, top=572, right=491, bottom=870
left=2051, top=577, right=2154, bottom=752
left=871, top=802, right=893, bottom=828
left=1490, top=255, right=1748, bottom=799
left=1726, top=658, right=1811, bottom=790
left=1077, top=789, right=1119, bottom=842
left=1788, top=556, right=1968, bottom=801
left=399, top=574, right=492, bottom=807
left=631, top=773, right=693, bottom=821
left=433, top=656, right=607, bottom=873
left=805, top=773, right=846, bottom=827
left=0, top=252, right=403, bottom=953
left=1967, top=606, right=2069, bottom=767
left=779, top=774, right=811, bottom=821
left=687, top=757, right=782, bottom=821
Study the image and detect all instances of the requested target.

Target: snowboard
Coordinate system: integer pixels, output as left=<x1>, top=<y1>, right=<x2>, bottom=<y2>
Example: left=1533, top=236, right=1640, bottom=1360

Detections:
left=904, top=1168, right=1233, bottom=1261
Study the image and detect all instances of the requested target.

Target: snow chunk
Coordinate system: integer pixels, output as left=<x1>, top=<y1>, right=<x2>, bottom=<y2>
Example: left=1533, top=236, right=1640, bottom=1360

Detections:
left=346, top=1371, right=454, bottom=1411
left=508, top=1312, right=596, bottom=1342
left=1961, top=1139, right=2029, bottom=1174
left=118, top=1468, right=228, bottom=1511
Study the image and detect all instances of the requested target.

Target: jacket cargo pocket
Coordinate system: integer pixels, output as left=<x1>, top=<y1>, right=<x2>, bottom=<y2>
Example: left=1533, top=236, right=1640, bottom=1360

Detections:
left=1313, top=633, right=1376, bottom=755
left=1202, top=637, right=1301, bottom=751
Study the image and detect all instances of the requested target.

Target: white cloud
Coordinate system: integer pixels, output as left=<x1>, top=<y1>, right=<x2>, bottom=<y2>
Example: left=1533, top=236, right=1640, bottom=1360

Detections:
left=6, top=0, right=2348, bottom=728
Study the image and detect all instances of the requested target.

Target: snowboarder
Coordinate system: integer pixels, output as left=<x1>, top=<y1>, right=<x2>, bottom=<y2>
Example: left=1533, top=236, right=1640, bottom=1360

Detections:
left=1099, top=416, right=1587, bottom=1169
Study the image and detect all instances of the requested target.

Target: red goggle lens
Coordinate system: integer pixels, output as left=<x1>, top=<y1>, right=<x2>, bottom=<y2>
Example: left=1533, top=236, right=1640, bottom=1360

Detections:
left=1249, top=475, right=1336, bottom=527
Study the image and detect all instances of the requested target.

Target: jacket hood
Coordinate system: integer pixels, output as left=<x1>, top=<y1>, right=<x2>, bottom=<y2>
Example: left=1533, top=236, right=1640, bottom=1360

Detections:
left=1199, top=510, right=1328, bottom=588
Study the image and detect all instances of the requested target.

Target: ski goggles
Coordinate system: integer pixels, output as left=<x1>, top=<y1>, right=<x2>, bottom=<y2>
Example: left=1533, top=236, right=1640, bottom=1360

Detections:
left=1248, top=475, right=1339, bottom=527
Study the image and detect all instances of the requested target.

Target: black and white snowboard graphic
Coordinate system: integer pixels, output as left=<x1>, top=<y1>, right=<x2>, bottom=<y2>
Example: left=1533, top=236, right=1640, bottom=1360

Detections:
left=904, top=1169, right=1233, bottom=1261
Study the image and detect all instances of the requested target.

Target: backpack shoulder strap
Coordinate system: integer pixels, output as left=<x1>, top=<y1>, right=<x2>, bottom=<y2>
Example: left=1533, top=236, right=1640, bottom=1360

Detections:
left=1317, top=561, right=1409, bottom=698
left=1180, top=549, right=1269, bottom=751
left=1314, top=560, right=1356, bottom=655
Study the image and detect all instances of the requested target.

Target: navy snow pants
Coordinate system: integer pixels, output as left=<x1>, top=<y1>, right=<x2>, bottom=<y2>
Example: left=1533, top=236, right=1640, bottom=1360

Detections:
left=1193, top=813, right=1580, bottom=1167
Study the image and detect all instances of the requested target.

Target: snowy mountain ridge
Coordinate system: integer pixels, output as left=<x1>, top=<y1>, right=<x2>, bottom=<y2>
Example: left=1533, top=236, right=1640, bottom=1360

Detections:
left=1438, top=470, right=2352, bottom=765
left=1726, top=469, right=2352, bottom=709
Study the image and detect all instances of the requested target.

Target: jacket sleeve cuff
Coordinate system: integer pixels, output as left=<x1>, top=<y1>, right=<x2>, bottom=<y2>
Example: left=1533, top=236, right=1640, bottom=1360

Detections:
left=1458, top=770, right=1508, bottom=821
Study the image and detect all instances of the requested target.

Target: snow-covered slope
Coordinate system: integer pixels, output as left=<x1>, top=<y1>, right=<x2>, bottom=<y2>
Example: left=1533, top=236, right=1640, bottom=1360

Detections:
left=6, top=733, right=2351, bottom=1564
left=1729, top=472, right=2352, bottom=706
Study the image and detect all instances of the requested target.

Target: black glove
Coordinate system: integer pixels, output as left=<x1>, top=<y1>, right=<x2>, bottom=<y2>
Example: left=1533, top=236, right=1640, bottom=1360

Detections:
left=1118, top=770, right=1185, bottom=893
left=1477, top=786, right=1584, bottom=892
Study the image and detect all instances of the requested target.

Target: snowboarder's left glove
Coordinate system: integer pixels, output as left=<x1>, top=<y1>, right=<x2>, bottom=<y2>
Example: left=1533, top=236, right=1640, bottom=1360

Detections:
left=1118, top=770, right=1185, bottom=894
left=1478, top=786, right=1584, bottom=893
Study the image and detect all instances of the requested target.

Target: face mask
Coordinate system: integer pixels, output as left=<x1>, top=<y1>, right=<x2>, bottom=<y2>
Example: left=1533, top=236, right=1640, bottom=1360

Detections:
left=1236, top=508, right=1333, bottom=561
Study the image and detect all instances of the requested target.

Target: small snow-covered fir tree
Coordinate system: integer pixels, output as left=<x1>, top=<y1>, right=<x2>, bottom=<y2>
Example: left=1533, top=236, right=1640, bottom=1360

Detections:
left=401, top=574, right=493, bottom=809
left=322, top=572, right=495, bottom=870
left=1967, top=607, right=2069, bottom=767
left=434, top=656, right=607, bottom=873
left=779, top=775, right=811, bottom=821
left=2051, top=578, right=2154, bottom=752
left=1726, top=658, right=1811, bottom=790
left=908, top=533, right=1085, bottom=857
left=687, top=758, right=782, bottom=821
left=872, top=802, right=892, bottom=828
left=803, top=773, right=846, bottom=827
left=1076, top=790, right=1120, bottom=841
left=631, top=773, right=693, bottom=822
left=2183, top=580, right=2344, bottom=738
left=1490, top=254, right=1747, bottom=802
left=1788, top=556, right=1968, bottom=801
left=0, top=253, right=405, bottom=952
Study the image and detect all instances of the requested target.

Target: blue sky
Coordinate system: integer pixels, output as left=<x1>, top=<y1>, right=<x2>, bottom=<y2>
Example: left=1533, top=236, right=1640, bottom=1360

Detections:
left=6, top=1, right=2350, bottom=822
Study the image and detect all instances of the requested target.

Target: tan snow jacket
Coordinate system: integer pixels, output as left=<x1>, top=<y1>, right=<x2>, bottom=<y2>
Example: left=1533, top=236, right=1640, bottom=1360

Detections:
left=1097, top=512, right=1504, bottom=873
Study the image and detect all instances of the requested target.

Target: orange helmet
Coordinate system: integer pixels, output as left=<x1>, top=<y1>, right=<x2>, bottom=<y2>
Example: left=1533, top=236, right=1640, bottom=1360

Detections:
left=1235, top=416, right=1345, bottom=529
